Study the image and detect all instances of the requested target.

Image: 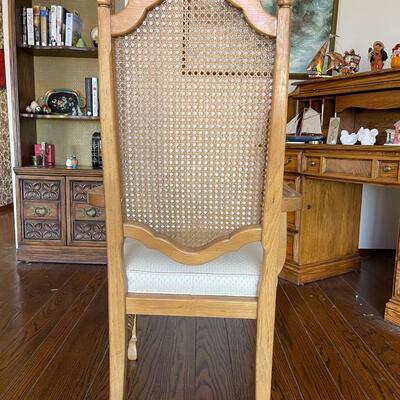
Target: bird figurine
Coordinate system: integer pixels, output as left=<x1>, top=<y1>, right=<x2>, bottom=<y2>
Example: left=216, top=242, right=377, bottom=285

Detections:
left=358, top=128, right=379, bottom=146
left=340, top=129, right=359, bottom=145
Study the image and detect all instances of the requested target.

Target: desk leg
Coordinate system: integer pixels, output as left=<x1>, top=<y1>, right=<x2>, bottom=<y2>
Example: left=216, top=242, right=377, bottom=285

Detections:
left=281, top=177, right=362, bottom=285
left=385, top=226, right=400, bottom=326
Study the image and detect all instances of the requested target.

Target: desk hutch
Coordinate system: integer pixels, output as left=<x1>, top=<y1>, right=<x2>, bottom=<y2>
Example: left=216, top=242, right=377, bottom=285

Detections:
left=283, top=69, right=400, bottom=325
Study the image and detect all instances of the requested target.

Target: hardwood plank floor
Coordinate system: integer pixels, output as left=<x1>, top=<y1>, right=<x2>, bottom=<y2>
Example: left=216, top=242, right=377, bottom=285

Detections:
left=1, top=210, right=400, bottom=400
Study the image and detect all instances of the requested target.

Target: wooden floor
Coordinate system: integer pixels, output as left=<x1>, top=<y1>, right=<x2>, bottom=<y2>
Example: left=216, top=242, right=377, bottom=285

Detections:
left=1, top=210, right=400, bottom=399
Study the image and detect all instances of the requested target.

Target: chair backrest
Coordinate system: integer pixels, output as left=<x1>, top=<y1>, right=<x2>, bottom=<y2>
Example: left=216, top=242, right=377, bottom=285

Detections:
left=98, top=0, right=291, bottom=265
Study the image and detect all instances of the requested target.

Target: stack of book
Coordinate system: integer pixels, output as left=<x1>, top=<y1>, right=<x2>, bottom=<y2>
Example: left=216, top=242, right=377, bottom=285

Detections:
left=85, top=77, right=100, bottom=117
left=21, top=6, right=82, bottom=47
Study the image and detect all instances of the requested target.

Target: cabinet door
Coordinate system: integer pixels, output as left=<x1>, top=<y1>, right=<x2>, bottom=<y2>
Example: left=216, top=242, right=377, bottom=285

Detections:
left=67, top=177, right=106, bottom=246
left=17, top=176, right=66, bottom=245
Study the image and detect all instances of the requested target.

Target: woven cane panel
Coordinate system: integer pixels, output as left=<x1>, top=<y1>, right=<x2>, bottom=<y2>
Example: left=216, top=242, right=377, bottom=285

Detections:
left=114, top=0, right=275, bottom=248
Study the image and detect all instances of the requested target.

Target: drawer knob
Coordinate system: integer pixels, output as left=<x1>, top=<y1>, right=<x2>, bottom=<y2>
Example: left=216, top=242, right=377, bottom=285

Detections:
left=285, top=158, right=293, bottom=166
left=82, top=207, right=99, bottom=218
left=32, top=206, right=50, bottom=217
left=310, top=161, right=317, bottom=167
left=383, top=166, right=392, bottom=173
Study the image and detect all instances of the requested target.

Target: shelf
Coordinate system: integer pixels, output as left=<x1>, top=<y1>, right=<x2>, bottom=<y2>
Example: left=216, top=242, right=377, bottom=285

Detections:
left=17, top=44, right=98, bottom=58
left=14, top=165, right=103, bottom=177
left=20, top=113, right=100, bottom=121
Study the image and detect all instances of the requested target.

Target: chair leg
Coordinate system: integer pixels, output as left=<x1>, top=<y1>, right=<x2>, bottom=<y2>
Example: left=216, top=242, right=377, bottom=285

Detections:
left=109, top=299, right=127, bottom=400
left=255, top=274, right=279, bottom=400
left=127, top=314, right=138, bottom=361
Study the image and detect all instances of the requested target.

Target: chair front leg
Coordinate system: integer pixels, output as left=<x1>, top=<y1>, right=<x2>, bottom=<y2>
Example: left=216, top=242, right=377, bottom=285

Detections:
left=127, top=314, right=138, bottom=361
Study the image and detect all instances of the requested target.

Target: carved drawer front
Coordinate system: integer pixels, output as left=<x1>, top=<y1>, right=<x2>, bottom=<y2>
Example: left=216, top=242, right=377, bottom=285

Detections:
left=18, top=177, right=66, bottom=246
left=284, top=175, right=302, bottom=232
left=68, top=178, right=106, bottom=246
left=71, top=181, right=103, bottom=203
left=284, top=151, right=301, bottom=173
left=376, top=160, right=399, bottom=181
left=73, top=204, right=104, bottom=221
left=23, top=202, right=59, bottom=220
left=303, top=156, right=321, bottom=174
left=23, top=220, right=62, bottom=241
left=73, top=221, right=106, bottom=242
left=22, top=180, right=61, bottom=201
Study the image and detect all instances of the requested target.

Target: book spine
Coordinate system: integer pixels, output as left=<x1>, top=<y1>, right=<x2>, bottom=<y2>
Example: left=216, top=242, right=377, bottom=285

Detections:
left=85, top=78, right=93, bottom=117
left=92, top=77, right=99, bottom=117
left=65, top=13, right=72, bottom=46
left=49, top=6, right=57, bottom=46
left=56, top=6, right=62, bottom=46
left=40, top=7, right=48, bottom=46
left=26, top=8, right=34, bottom=46
left=33, top=5, right=40, bottom=46
left=22, top=8, right=27, bottom=45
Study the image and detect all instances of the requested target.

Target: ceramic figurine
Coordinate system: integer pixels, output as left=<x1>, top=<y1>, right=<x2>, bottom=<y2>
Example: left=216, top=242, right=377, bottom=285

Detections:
left=357, top=127, right=379, bottom=146
left=27, top=100, right=41, bottom=114
left=65, top=155, right=73, bottom=169
left=368, top=41, right=388, bottom=72
left=340, top=49, right=361, bottom=74
left=42, top=105, right=51, bottom=114
left=394, top=120, right=400, bottom=145
left=70, top=154, right=79, bottom=169
left=340, top=129, right=359, bottom=145
left=90, top=27, right=98, bottom=48
left=391, top=44, right=400, bottom=68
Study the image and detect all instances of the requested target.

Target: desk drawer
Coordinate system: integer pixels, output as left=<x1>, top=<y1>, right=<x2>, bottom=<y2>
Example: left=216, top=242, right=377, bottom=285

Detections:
left=23, top=202, right=59, bottom=220
left=284, top=151, right=301, bottom=173
left=377, top=160, right=399, bottom=181
left=303, top=156, right=321, bottom=173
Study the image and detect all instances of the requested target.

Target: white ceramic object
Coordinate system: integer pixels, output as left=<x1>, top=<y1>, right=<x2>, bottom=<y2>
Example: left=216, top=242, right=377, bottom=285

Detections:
left=340, top=129, right=359, bottom=145
left=358, top=127, right=379, bottom=145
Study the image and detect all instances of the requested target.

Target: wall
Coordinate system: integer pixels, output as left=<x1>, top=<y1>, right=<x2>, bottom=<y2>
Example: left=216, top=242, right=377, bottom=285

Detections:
left=0, top=1, right=12, bottom=207
left=335, top=0, right=400, bottom=249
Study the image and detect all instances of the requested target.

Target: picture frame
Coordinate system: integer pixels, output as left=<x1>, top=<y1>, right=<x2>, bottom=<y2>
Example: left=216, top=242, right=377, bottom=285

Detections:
left=327, top=117, right=341, bottom=144
left=261, top=0, right=339, bottom=79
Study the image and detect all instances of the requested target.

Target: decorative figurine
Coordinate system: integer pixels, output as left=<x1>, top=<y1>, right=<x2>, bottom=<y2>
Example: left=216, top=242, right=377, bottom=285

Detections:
left=340, top=129, right=359, bottom=145
left=90, top=27, right=98, bottom=48
left=358, top=127, right=379, bottom=146
left=340, top=49, right=361, bottom=74
left=368, top=41, right=388, bottom=72
left=41, top=104, right=52, bottom=114
left=26, top=100, right=41, bottom=114
left=66, top=155, right=73, bottom=169
left=391, top=44, right=400, bottom=68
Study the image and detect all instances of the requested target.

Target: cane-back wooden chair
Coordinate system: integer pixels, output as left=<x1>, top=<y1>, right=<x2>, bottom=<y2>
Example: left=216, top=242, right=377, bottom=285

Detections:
left=97, top=0, right=292, bottom=398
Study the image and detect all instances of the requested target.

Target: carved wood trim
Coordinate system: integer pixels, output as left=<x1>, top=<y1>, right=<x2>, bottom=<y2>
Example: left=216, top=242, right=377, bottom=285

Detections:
left=123, top=222, right=262, bottom=264
left=24, top=221, right=61, bottom=240
left=110, top=0, right=277, bottom=38
left=73, top=221, right=106, bottom=241
left=22, top=180, right=61, bottom=201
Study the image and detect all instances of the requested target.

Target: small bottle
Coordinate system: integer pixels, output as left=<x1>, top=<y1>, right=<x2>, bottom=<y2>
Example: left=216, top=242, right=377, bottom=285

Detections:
left=71, top=154, right=79, bottom=169
left=65, top=154, right=73, bottom=169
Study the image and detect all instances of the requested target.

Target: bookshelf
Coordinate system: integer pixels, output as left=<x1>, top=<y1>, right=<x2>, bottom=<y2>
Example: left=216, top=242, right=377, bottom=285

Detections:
left=5, top=0, right=106, bottom=264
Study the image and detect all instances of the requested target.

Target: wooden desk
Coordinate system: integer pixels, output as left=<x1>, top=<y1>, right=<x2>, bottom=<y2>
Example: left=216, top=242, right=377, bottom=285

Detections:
left=283, top=144, right=400, bottom=325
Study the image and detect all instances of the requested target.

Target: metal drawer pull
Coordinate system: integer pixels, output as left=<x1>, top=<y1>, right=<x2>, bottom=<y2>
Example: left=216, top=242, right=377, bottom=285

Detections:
left=285, top=158, right=293, bottom=166
left=310, top=161, right=317, bottom=167
left=32, top=206, right=50, bottom=217
left=81, top=207, right=99, bottom=218
left=383, top=166, right=392, bottom=173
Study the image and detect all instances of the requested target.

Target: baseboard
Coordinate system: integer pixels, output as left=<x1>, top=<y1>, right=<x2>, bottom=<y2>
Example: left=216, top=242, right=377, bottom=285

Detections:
left=359, top=249, right=396, bottom=257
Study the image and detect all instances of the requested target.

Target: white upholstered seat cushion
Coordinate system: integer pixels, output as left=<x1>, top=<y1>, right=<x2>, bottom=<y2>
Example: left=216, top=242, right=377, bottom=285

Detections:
left=124, top=239, right=263, bottom=297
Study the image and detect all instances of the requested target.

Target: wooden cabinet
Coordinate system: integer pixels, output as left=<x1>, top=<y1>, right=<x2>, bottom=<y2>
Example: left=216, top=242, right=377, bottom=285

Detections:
left=15, top=168, right=106, bottom=264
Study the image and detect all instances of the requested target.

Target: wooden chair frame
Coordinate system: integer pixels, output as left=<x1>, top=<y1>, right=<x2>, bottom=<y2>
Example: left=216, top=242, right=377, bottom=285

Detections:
left=97, top=0, right=292, bottom=398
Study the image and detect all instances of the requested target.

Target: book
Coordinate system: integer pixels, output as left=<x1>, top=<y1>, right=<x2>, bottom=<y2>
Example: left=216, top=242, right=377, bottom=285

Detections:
left=21, top=8, right=28, bottom=45
left=49, top=5, right=57, bottom=46
left=85, top=77, right=93, bottom=116
left=26, top=8, right=34, bottom=46
left=92, top=77, right=99, bottom=117
left=40, top=7, right=49, bottom=46
left=56, top=6, right=66, bottom=46
left=33, top=5, right=40, bottom=46
left=65, top=12, right=82, bottom=46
